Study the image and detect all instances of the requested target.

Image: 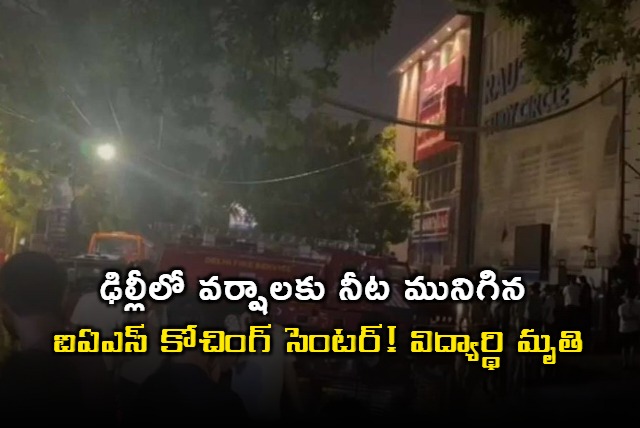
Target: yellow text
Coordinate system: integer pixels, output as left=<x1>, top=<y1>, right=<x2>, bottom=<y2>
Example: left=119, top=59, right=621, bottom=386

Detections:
left=160, top=325, right=272, bottom=353
left=283, top=325, right=396, bottom=353
left=53, top=325, right=147, bottom=353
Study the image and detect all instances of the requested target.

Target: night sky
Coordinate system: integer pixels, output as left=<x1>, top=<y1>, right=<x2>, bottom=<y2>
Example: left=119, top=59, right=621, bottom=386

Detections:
left=332, top=0, right=454, bottom=130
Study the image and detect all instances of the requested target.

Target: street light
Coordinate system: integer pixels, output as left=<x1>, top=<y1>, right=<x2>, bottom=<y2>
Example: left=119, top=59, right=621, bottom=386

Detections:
left=96, top=143, right=116, bottom=161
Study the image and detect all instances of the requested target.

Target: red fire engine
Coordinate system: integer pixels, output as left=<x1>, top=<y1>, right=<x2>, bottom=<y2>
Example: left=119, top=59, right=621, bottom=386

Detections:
left=156, top=238, right=413, bottom=332
left=156, top=235, right=417, bottom=407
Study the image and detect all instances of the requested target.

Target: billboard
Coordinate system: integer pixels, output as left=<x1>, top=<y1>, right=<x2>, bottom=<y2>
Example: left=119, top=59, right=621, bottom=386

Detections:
left=415, top=40, right=466, bottom=162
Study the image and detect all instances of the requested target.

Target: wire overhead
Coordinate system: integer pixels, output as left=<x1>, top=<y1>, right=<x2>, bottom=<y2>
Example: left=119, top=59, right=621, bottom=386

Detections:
left=0, top=76, right=625, bottom=186
left=140, top=152, right=374, bottom=185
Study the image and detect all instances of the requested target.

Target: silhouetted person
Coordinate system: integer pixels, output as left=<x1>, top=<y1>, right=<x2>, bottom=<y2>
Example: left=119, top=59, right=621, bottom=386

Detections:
left=542, top=285, right=558, bottom=339
left=70, top=277, right=125, bottom=374
left=117, top=296, right=165, bottom=417
left=563, top=279, right=581, bottom=331
left=542, top=285, right=559, bottom=380
left=578, top=276, right=593, bottom=351
left=524, top=283, right=543, bottom=331
left=618, top=233, right=637, bottom=292
left=0, top=252, right=116, bottom=423
left=618, top=289, right=640, bottom=369
left=232, top=311, right=303, bottom=421
left=126, top=294, right=247, bottom=425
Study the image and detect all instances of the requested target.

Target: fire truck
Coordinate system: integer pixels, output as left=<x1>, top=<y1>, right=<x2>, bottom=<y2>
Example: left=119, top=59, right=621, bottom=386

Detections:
left=156, top=237, right=413, bottom=332
left=158, top=242, right=328, bottom=327
left=156, top=234, right=417, bottom=413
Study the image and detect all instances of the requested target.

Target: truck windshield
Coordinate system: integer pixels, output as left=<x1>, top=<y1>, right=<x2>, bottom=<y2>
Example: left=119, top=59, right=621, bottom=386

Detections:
left=94, top=238, right=137, bottom=257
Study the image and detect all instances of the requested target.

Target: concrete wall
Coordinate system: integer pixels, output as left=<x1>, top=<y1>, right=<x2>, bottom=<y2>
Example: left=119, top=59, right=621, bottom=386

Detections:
left=475, top=6, right=640, bottom=269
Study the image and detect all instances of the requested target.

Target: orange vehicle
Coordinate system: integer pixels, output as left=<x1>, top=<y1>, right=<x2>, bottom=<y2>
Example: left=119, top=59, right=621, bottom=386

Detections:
left=87, top=231, right=155, bottom=264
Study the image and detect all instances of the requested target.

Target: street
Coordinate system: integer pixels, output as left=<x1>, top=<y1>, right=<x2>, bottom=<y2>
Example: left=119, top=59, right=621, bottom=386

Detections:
left=293, top=353, right=640, bottom=421
left=463, top=354, right=640, bottom=421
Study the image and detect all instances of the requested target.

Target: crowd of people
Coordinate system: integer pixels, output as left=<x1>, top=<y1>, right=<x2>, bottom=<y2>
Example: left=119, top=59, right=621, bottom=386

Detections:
left=0, top=251, right=305, bottom=424
left=453, top=263, right=640, bottom=399
left=2, top=246, right=640, bottom=422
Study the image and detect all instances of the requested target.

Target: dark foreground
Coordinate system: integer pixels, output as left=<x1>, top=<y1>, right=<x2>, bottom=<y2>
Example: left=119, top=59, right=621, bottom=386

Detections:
left=464, top=354, right=639, bottom=421
left=304, top=354, right=640, bottom=422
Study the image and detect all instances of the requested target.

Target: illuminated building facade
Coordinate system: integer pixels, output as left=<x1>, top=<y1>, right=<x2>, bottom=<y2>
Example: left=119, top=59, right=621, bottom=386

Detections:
left=394, top=6, right=640, bottom=274
left=392, top=13, right=482, bottom=276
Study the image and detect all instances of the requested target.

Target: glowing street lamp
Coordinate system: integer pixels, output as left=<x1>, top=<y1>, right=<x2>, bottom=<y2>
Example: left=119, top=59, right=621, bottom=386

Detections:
left=96, top=143, right=116, bottom=161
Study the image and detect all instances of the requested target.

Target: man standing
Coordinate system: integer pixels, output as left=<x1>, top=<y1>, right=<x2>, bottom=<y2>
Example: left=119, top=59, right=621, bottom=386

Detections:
left=126, top=294, right=247, bottom=424
left=0, top=252, right=115, bottom=422
left=543, top=285, right=557, bottom=338
left=231, top=311, right=303, bottom=421
left=563, top=279, right=582, bottom=331
left=70, top=277, right=125, bottom=374
left=524, top=283, right=544, bottom=331
left=618, top=233, right=637, bottom=292
left=618, top=290, right=640, bottom=369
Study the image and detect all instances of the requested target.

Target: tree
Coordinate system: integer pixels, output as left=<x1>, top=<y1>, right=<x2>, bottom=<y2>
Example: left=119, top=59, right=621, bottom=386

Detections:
left=457, top=0, right=640, bottom=87
left=222, top=115, right=415, bottom=252
left=0, top=130, right=49, bottom=230
left=0, top=0, right=396, bottom=233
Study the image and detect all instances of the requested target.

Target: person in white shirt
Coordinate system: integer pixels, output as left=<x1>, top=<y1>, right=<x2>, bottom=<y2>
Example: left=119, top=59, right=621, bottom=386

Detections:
left=119, top=302, right=166, bottom=383
left=231, top=313, right=302, bottom=421
left=618, top=290, right=640, bottom=369
left=562, top=280, right=582, bottom=330
left=70, top=287, right=125, bottom=373
left=563, top=280, right=581, bottom=307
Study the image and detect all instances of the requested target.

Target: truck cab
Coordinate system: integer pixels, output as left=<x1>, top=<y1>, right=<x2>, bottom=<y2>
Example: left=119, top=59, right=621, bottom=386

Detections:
left=87, top=232, right=154, bottom=264
left=59, top=254, right=127, bottom=323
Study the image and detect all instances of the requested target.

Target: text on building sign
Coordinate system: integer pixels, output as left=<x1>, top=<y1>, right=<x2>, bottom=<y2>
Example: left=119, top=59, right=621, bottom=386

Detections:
left=482, top=56, right=570, bottom=132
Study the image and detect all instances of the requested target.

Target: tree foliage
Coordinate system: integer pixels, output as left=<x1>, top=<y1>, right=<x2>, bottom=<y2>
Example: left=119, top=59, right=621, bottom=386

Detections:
left=222, top=116, right=415, bottom=251
left=0, top=0, right=397, bottom=236
left=0, top=129, right=49, bottom=229
left=458, top=0, right=640, bottom=87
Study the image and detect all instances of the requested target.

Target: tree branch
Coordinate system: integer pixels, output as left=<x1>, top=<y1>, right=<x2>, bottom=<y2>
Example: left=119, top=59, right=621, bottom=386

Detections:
left=12, top=0, right=44, bottom=16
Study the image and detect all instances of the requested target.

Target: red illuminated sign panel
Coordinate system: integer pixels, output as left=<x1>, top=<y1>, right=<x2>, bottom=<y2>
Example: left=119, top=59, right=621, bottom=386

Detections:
left=411, top=208, right=450, bottom=239
left=415, top=46, right=465, bottom=162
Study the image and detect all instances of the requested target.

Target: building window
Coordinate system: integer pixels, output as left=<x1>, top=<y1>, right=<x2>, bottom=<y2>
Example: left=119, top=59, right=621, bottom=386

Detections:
left=412, top=176, right=424, bottom=204
left=415, top=148, right=458, bottom=207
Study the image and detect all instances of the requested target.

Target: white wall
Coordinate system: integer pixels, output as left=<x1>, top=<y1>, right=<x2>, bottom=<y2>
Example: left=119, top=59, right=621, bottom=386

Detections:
left=474, top=7, right=640, bottom=269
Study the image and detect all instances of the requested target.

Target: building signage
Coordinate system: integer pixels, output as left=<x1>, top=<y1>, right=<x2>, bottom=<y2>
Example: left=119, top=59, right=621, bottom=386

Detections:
left=482, top=56, right=570, bottom=132
left=411, top=208, right=450, bottom=239
left=415, top=44, right=465, bottom=162
left=483, top=57, right=530, bottom=104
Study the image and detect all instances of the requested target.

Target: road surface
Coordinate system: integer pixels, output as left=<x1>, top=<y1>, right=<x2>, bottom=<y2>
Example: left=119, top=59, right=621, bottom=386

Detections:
left=463, top=354, right=640, bottom=421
